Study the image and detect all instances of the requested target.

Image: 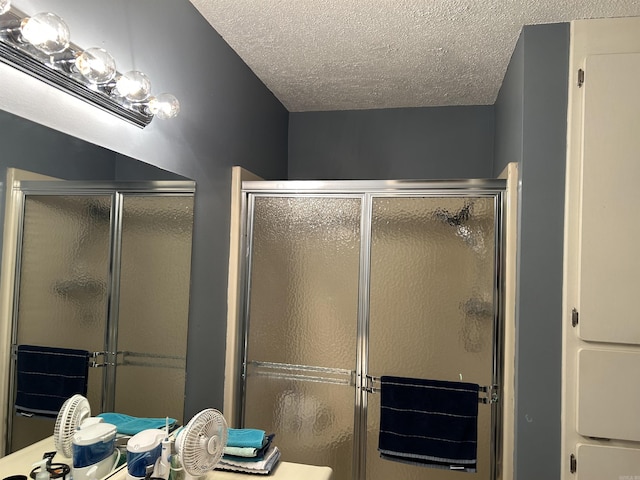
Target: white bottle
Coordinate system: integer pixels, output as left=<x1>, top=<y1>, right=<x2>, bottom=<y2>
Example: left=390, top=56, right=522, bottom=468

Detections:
left=32, top=458, right=50, bottom=480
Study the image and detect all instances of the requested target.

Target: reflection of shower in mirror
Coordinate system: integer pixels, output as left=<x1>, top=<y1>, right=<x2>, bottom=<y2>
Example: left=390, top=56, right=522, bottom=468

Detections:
left=5, top=181, right=195, bottom=454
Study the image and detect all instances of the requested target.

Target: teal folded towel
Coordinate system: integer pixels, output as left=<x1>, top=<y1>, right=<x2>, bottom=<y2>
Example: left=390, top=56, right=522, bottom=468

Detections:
left=224, top=433, right=274, bottom=461
left=224, top=446, right=259, bottom=458
left=97, top=413, right=177, bottom=435
left=227, top=428, right=266, bottom=448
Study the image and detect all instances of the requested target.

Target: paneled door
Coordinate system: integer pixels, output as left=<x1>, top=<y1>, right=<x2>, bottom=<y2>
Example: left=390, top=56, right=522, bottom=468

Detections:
left=563, top=47, right=640, bottom=478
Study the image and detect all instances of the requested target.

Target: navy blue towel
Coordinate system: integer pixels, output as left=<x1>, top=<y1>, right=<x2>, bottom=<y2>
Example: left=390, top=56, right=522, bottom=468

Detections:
left=15, top=345, right=90, bottom=418
left=378, top=376, right=479, bottom=472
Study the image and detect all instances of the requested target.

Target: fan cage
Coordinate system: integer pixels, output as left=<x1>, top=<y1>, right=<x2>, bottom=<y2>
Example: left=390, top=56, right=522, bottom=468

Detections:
left=53, top=394, right=91, bottom=457
left=178, top=409, right=228, bottom=475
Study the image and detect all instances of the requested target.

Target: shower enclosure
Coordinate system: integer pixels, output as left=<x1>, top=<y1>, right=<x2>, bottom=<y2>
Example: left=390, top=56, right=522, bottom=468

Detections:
left=4, top=180, right=195, bottom=453
left=237, top=180, right=505, bottom=480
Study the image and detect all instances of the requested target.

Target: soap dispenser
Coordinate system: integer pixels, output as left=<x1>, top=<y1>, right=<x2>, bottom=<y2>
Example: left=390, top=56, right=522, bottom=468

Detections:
left=31, top=458, right=50, bottom=480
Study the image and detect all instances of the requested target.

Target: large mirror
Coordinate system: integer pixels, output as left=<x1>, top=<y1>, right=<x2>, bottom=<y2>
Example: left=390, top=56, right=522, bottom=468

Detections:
left=0, top=109, right=195, bottom=455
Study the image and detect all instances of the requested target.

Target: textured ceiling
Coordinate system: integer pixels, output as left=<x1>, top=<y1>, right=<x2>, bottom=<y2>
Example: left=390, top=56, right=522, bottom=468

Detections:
left=189, top=0, right=640, bottom=112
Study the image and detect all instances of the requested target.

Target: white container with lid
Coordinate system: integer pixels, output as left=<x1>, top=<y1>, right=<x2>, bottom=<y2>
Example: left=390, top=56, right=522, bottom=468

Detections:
left=72, top=422, right=117, bottom=468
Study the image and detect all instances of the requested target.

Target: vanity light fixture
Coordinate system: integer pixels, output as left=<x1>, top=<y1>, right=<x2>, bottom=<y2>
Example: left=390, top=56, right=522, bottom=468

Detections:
left=0, top=1, right=179, bottom=127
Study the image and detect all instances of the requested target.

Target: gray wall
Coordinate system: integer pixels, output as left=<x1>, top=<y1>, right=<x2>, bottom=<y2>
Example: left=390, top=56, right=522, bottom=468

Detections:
left=0, top=110, right=117, bottom=251
left=0, top=0, right=289, bottom=421
left=0, top=110, right=117, bottom=181
left=0, top=108, right=188, bottom=285
left=115, top=154, right=187, bottom=181
left=289, top=106, right=495, bottom=179
left=494, top=23, right=569, bottom=480
left=493, top=38, right=524, bottom=177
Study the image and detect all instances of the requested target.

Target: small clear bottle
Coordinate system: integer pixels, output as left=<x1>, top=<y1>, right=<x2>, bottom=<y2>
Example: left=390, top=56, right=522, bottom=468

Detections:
left=31, top=458, right=50, bottom=480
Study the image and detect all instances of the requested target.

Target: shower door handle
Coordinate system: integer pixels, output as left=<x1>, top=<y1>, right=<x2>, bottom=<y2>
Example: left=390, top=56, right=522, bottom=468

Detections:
left=362, top=374, right=379, bottom=394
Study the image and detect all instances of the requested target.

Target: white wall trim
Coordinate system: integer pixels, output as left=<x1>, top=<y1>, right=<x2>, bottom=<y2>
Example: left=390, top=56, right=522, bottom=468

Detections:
left=224, top=166, right=263, bottom=426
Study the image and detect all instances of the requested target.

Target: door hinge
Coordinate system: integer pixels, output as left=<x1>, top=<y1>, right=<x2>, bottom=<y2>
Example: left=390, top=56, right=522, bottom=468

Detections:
left=571, top=308, right=579, bottom=328
left=577, top=68, right=585, bottom=88
left=570, top=453, right=577, bottom=474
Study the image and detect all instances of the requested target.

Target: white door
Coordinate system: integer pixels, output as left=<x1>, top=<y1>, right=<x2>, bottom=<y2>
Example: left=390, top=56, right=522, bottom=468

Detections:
left=568, top=50, right=640, bottom=478
left=578, top=52, right=640, bottom=345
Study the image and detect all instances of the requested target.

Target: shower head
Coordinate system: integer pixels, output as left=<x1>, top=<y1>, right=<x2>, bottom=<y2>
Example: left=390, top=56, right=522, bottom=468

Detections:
left=433, top=201, right=485, bottom=253
left=434, top=203, right=471, bottom=227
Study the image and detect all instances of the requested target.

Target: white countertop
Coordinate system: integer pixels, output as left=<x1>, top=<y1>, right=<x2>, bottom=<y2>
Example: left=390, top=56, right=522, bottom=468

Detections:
left=0, top=436, right=333, bottom=480
left=105, top=461, right=333, bottom=480
left=0, top=437, right=68, bottom=478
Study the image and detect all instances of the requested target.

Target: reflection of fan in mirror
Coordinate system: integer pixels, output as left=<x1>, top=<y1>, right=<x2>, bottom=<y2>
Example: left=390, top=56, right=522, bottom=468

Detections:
left=174, top=408, right=229, bottom=479
left=53, top=394, right=120, bottom=480
left=54, top=394, right=91, bottom=457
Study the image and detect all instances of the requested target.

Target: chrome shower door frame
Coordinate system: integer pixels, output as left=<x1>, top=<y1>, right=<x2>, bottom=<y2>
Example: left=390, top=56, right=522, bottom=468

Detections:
left=238, top=179, right=506, bottom=480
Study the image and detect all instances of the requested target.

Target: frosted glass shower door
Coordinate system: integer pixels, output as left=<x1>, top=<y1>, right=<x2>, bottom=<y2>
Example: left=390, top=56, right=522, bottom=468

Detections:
left=114, top=194, right=193, bottom=421
left=11, top=195, right=112, bottom=451
left=239, top=184, right=505, bottom=480
left=365, top=196, right=499, bottom=480
left=243, top=196, right=362, bottom=480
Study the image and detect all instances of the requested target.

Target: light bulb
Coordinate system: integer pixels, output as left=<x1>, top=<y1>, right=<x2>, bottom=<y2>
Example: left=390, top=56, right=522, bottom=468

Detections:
left=75, top=47, right=116, bottom=84
left=20, top=12, right=70, bottom=54
left=114, top=70, right=151, bottom=102
left=148, top=93, right=180, bottom=119
left=0, top=0, right=11, bottom=15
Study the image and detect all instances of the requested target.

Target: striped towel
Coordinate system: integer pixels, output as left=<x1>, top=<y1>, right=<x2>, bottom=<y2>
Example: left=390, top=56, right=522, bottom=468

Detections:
left=15, top=345, right=89, bottom=417
left=378, top=376, right=479, bottom=472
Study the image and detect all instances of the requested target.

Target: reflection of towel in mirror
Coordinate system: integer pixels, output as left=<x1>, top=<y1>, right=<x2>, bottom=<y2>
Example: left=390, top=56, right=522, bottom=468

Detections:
left=97, top=412, right=178, bottom=435
left=15, top=344, right=90, bottom=418
left=378, top=376, right=479, bottom=472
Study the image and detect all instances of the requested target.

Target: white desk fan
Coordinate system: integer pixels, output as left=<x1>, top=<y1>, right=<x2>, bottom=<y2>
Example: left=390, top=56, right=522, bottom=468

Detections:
left=53, top=394, right=119, bottom=480
left=171, top=408, right=228, bottom=479
left=54, top=394, right=92, bottom=457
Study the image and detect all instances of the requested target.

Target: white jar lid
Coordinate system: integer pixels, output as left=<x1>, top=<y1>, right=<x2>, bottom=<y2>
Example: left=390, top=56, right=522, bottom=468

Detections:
left=72, top=422, right=117, bottom=446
